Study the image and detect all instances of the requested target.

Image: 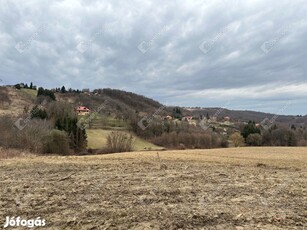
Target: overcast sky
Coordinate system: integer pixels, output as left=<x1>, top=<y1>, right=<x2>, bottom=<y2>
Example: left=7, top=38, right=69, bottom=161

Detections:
left=0, top=0, right=306, bottom=115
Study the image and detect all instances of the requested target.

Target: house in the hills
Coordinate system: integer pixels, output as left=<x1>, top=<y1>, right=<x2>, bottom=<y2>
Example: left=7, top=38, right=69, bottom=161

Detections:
left=75, top=106, right=90, bottom=115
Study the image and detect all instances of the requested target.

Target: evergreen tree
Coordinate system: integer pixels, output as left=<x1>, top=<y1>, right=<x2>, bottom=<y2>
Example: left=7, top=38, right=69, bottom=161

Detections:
left=172, top=107, right=182, bottom=119
left=241, top=121, right=261, bottom=139
left=37, top=87, right=56, bottom=101
left=15, top=84, right=21, bottom=89
left=55, top=115, right=87, bottom=152
left=61, top=86, right=66, bottom=93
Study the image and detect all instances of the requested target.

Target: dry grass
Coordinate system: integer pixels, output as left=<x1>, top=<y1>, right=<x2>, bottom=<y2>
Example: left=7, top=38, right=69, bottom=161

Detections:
left=0, top=147, right=35, bottom=160
left=0, top=87, right=35, bottom=116
left=0, top=147, right=306, bottom=229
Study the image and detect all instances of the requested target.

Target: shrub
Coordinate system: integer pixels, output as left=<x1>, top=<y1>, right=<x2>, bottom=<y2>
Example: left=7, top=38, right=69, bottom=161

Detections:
left=106, top=132, right=134, bottom=153
left=0, top=116, right=52, bottom=152
left=42, top=130, right=70, bottom=155
left=17, top=119, right=52, bottom=152
left=246, top=133, right=262, bottom=146
left=229, top=132, right=245, bottom=147
left=31, top=106, right=48, bottom=119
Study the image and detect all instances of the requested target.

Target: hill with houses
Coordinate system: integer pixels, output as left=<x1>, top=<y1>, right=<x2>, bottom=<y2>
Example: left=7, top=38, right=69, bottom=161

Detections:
left=1, top=83, right=306, bottom=129
left=1, top=83, right=306, bottom=151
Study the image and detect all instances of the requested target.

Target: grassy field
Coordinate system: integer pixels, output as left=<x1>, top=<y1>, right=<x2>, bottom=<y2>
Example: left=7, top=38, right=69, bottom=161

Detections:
left=86, top=129, right=163, bottom=151
left=19, top=88, right=37, bottom=100
left=0, top=147, right=306, bottom=229
left=85, top=115, right=129, bottom=129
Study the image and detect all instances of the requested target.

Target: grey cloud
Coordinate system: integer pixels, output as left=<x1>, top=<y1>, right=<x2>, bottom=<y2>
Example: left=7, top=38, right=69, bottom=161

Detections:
left=0, top=0, right=306, bottom=114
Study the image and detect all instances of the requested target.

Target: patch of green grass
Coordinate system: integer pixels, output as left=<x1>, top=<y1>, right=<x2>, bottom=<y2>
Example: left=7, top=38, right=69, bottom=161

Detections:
left=19, top=88, right=37, bottom=100
left=105, top=116, right=128, bottom=127
left=86, top=129, right=163, bottom=151
left=80, top=114, right=129, bottom=129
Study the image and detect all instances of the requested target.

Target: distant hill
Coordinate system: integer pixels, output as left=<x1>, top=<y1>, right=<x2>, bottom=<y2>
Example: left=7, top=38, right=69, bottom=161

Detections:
left=0, top=86, right=306, bottom=127
left=187, top=108, right=307, bottom=127
left=56, top=88, right=166, bottom=119
left=0, top=86, right=166, bottom=119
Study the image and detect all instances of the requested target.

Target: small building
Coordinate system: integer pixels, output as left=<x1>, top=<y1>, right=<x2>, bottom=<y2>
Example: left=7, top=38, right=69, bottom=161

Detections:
left=76, top=106, right=90, bottom=115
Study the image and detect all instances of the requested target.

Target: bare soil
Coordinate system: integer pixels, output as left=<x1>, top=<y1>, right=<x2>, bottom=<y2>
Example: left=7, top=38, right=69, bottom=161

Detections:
left=0, top=147, right=306, bottom=229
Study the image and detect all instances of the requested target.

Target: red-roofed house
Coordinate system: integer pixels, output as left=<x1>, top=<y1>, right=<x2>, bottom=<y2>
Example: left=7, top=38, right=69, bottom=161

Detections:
left=76, top=106, right=90, bottom=115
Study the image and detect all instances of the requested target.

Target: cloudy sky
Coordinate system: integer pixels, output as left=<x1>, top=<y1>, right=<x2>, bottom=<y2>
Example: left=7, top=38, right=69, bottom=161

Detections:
left=1, top=0, right=306, bottom=115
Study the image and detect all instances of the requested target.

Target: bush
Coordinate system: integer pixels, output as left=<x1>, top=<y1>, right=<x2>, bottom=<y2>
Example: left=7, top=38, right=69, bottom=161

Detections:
left=106, top=132, right=134, bottom=153
left=31, top=106, right=48, bottom=119
left=229, top=132, right=245, bottom=147
left=17, top=119, right=52, bottom=152
left=246, top=133, right=262, bottom=146
left=0, top=116, right=52, bottom=152
left=42, top=130, right=70, bottom=155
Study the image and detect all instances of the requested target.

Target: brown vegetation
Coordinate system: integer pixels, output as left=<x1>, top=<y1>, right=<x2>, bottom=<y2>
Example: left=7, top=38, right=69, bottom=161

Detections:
left=0, top=147, right=306, bottom=229
left=0, top=147, right=34, bottom=159
left=105, top=131, right=134, bottom=153
left=151, top=131, right=227, bottom=149
left=229, top=132, right=245, bottom=147
left=0, top=116, right=53, bottom=153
